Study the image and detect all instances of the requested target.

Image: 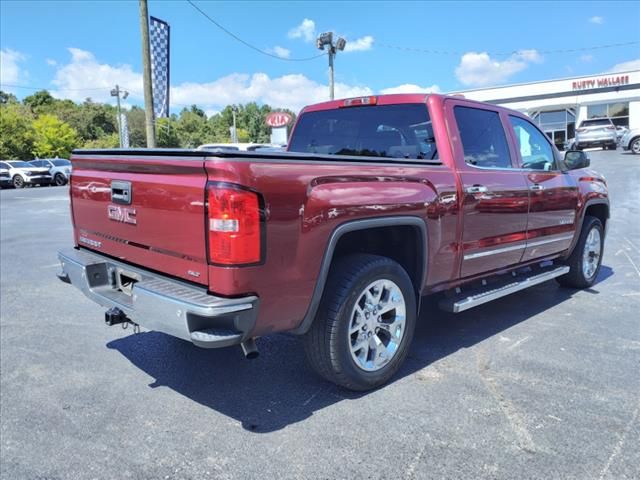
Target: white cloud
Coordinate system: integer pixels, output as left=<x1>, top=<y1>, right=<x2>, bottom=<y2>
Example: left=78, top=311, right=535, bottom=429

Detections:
left=344, top=36, right=374, bottom=52
left=609, top=58, right=640, bottom=72
left=51, top=47, right=143, bottom=102
left=267, top=46, right=291, bottom=59
left=46, top=58, right=57, bottom=66
left=580, top=54, right=594, bottom=62
left=380, top=84, right=440, bottom=94
left=589, top=16, right=603, bottom=24
left=0, top=48, right=27, bottom=85
left=455, top=49, right=543, bottom=87
left=288, top=19, right=316, bottom=43
left=171, top=73, right=372, bottom=112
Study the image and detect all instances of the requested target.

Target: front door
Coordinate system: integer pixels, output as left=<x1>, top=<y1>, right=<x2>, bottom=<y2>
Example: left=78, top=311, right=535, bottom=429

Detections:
left=509, top=116, right=579, bottom=260
left=447, top=102, right=530, bottom=278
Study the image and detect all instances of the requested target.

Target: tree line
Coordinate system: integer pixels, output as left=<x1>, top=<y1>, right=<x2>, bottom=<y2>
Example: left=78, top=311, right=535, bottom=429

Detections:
left=0, top=89, right=296, bottom=160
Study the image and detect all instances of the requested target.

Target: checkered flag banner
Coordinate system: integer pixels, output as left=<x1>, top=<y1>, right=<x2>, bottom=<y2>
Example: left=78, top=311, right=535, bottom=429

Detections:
left=150, top=16, right=170, bottom=118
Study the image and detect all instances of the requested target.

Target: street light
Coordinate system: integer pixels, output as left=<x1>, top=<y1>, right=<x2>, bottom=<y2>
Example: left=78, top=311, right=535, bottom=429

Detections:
left=316, top=32, right=346, bottom=100
left=111, top=85, right=129, bottom=148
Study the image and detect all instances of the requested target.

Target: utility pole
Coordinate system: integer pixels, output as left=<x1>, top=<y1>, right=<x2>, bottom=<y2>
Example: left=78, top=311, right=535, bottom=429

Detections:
left=316, top=33, right=346, bottom=100
left=231, top=106, right=238, bottom=143
left=139, top=0, right=156, bottom=147
left=110, top=85, right=129, bottom=148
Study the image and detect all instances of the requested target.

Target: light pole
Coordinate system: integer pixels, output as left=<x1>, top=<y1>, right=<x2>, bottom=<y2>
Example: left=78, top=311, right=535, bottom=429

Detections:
left=316, top=32, right=346, bottom=100
left=110, top=85, right=129, bottom=148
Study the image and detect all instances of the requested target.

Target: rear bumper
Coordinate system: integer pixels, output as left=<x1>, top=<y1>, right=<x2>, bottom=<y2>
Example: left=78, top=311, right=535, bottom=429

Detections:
left=57, top=248, right=259, bottom=348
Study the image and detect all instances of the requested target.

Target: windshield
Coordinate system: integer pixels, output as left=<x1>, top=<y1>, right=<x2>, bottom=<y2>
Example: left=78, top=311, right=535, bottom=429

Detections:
left=288, top=103, right=437, bottom=160
left=580, top=118, right=612, bottom=127
left=52, top=159, right=71, bottom=166
left=8, top=161, right=33, bottom=168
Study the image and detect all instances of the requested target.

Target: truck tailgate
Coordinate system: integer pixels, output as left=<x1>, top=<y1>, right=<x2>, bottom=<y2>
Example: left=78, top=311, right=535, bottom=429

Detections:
left=70, top=153, right=209, bottom=285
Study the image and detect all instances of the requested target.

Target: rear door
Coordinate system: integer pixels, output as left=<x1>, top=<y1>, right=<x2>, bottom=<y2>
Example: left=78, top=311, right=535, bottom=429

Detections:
left=70, top=152, right=210, bottom=285
left=446, top=101, right=530, bottom=278
left=507, top=115, right=579, bottom=260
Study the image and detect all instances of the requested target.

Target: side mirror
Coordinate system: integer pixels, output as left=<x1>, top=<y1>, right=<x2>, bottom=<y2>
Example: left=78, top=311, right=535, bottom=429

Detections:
left=564, top=150, right=590, bottom=170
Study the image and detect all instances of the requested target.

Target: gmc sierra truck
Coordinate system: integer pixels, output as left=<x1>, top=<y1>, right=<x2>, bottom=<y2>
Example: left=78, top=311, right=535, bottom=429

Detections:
left=58, top=94, right=609, bottom=391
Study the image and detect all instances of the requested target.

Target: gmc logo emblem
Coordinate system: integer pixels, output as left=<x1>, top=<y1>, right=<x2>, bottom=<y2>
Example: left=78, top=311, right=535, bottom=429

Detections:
left=107, top=205, right=137, bottom=225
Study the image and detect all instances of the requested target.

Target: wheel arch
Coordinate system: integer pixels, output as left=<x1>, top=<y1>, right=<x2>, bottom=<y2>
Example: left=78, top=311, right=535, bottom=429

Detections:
left=292, top=216, right=427, bottom=335
left=567, top=199, right=609, bottom=257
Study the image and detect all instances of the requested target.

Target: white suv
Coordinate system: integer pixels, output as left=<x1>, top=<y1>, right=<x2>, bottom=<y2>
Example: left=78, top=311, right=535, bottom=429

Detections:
left=30, top=158, right=72, bottom=186
left=0, top=160, right=52, bottom=188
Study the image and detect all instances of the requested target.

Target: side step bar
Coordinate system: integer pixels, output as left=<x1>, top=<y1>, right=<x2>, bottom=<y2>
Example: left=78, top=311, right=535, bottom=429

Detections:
left=439, top=265, right=570, bottom=313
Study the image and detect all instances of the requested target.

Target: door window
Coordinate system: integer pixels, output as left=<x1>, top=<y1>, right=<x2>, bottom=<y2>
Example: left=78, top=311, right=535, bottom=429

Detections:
left=454, top=106, right=512, bottom=168
left=509, top=116, right=556, bottom=171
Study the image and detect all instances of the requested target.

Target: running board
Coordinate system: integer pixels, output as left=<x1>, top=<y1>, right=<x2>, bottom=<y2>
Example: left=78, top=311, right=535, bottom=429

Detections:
left=439, top=265, right=570, bottom=313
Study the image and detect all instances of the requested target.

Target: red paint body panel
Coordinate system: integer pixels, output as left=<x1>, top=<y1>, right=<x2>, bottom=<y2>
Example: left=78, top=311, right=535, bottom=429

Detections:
left=68, top=94, right=609, bottom=338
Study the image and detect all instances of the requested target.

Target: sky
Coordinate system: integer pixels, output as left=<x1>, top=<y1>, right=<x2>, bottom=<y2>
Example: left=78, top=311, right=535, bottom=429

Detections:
left=1, top=0, right=639, bottom=115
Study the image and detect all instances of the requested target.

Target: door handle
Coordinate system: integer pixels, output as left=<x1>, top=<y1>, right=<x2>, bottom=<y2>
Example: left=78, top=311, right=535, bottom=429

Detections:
left=530, top=184, right=544, bottom=191
left=465, top=185, right=488, bottom=194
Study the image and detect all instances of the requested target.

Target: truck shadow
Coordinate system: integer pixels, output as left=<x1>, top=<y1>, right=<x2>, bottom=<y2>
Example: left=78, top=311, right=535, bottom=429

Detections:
left=107, top=265, right=613, bottom=433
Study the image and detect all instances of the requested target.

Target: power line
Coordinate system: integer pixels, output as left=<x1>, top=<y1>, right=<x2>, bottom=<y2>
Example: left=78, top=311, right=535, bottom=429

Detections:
left=376, top=40, right=640, bottom=57
left=0, top=83, right=110, bottom=92
left=185, top=0, right=325, bottom=62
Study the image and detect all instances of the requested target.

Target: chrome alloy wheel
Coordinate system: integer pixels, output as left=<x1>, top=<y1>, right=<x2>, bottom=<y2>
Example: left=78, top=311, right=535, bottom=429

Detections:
left=582, top=227, right=602, bottom=280
left=348, top=279, right=406, bottom=372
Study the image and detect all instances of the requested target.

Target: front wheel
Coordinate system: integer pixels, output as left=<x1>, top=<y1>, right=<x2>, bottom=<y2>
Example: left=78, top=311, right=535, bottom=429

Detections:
left=54, top=173, right=67, bottom=186
left=303, top=254, right=417, bottom=391
left=557, top=216, right=604, bottom=288
left=12, top=175, right=25, bottom=188
left=631, top=138, right=640, bottom=154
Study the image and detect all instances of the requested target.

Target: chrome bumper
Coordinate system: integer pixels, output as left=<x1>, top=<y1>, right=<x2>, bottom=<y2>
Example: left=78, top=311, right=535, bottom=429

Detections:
left=57, top=248, right=258, bottom=348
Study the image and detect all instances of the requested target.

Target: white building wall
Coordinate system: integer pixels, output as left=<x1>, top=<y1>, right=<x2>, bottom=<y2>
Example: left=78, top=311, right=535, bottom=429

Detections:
left=459, top=70, right=640, bottom=122
left=629, top=101, right=640, bottom=130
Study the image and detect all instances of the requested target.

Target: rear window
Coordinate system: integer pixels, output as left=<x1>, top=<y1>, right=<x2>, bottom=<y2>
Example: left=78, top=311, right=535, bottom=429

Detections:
left=288, top=104, right=437, bottom=160
left=580, top=118, right=612, bottom=127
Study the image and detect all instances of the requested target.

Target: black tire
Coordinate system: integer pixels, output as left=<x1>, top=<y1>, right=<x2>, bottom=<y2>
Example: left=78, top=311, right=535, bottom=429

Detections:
left=12, top=175, right=25, bottom=189
left=631, top=137, right=640, bottom=155
left=303, top=254, right=417, bottom=391
left=556, top=216, right=604, bottom=288
left=54, top=173, right=67, bottom=186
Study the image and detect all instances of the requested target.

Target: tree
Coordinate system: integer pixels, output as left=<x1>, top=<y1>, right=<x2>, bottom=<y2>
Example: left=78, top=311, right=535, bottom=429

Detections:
left=23, top=90, right=55, bottom=113
left=31, top=114, right=80, bottom=158
left=0, top=90, right=18, bottom=105
left=83, top=133, right=120, bottom=149
left=0, top=103, right=35, bottom=159
left=156, top=117, right=180, bottom=147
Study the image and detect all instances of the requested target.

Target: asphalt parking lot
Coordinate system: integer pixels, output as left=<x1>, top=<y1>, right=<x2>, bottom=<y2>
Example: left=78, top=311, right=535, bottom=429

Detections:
left=1, top=149, right=639, bottom=480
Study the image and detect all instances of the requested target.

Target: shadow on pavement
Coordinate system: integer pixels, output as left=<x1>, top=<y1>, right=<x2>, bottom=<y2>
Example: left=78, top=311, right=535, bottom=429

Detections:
left=107, top=265, right=613, bottom=433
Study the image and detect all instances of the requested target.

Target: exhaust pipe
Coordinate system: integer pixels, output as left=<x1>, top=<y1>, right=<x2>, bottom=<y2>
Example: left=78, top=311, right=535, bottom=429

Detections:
left=241, top=338, right=259, bottom=359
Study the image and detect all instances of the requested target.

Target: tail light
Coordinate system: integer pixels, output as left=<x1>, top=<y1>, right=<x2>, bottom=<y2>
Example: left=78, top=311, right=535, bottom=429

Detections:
left=207, top=183, right=262, bottom=265
left=341, top=96, right=377, bottom=108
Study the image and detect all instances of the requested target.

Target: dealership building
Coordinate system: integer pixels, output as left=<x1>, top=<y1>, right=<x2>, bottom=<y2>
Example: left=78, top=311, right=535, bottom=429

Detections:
left=459, top=69, right=640, bottom=149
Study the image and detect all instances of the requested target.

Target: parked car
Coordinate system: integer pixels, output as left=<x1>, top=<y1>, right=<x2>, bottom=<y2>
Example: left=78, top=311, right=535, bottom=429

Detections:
left=574, top=117, right=617, bottom=150
left=29, top=158, right=72, bottom=186
left=615, top=126, right=628, bottom=143
left=0, top=160, right=52, bottom=188
left=619, top=128, right=640, bottom=154
left=58, top=94, right=608, bottom=391
left=0, top=166, right=11, bottom=188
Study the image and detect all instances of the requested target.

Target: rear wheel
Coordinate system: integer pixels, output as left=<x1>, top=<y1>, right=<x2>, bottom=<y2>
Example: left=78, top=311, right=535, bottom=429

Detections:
left=557, top=216, right=604, bottom=288
left=12, top=175, right=25, bottom=188
left=303, top=254, right=417, bottom=391
left=631, top=137, right=640, bottom=154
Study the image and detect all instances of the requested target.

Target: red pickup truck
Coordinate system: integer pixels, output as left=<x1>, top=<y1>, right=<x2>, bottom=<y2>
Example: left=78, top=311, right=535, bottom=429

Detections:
left=58, top=94, right=609, bottom=390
